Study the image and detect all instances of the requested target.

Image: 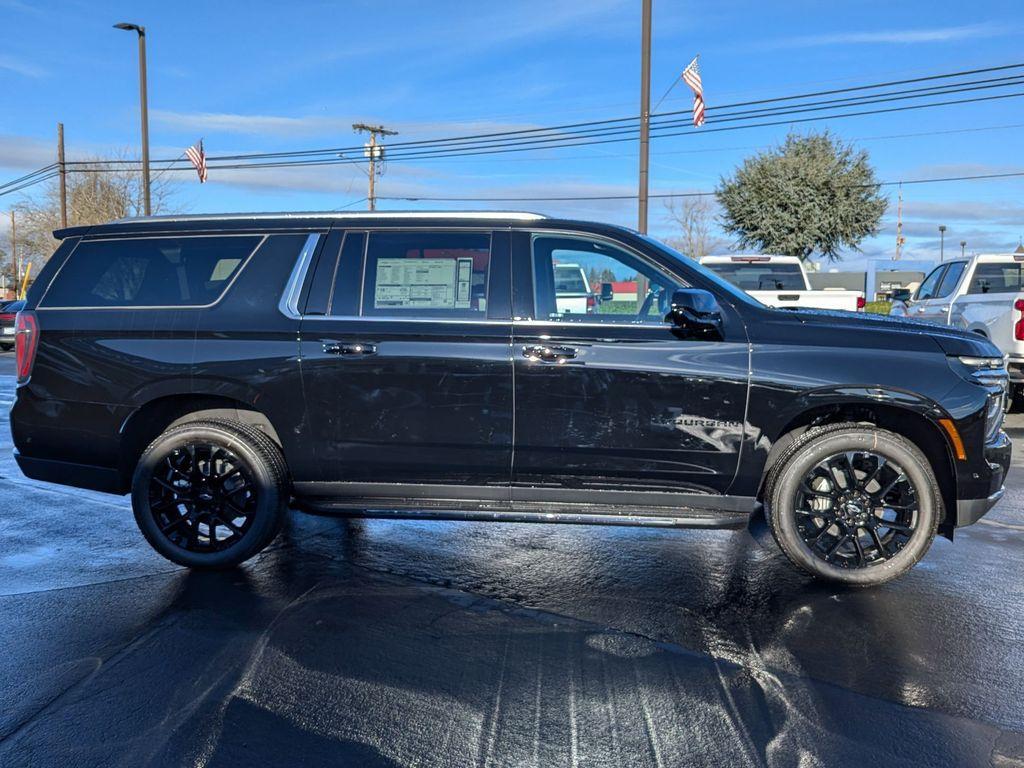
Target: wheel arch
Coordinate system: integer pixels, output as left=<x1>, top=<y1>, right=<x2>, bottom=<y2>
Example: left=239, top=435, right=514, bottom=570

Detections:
left=757, top=399, right=958, bottom=537
left=118, top=393, right=286, bottom=491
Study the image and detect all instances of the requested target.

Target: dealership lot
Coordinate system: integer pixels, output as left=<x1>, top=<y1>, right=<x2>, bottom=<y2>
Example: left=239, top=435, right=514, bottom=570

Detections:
left=2, top=349, right=1024, bottom=766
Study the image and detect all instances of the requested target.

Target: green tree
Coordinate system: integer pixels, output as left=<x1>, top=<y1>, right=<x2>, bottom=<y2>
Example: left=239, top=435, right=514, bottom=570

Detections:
left=716, top=131, right=887, bottom=262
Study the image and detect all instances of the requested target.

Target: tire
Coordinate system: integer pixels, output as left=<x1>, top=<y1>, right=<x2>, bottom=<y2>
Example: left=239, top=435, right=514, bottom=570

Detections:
left=132, top=419, right=289, bottom=569
left=0, top=343, right=12, bottom=352
left=765, top=423, right=940, bottom=586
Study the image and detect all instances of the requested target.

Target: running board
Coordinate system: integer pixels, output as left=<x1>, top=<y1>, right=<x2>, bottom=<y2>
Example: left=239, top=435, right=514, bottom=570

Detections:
left=294, top=499, right=750, bottom=529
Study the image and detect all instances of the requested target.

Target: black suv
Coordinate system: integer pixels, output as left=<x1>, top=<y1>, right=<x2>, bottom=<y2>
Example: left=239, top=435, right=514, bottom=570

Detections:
left=10, top=212, right=1011, bottom=585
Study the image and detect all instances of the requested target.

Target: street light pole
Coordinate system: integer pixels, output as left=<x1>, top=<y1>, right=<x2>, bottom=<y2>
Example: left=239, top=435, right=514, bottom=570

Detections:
left=939, top=225, right=946, bottom=261
left=960, top=240, right=967, bottom=259
left=114, top=22, right=151, bottom=216
left=637, top=0, right=652, bottom=234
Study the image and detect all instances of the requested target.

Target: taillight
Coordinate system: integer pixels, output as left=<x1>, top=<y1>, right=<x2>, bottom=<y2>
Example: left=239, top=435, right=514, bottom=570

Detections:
left=15, top=311, right=38, bottom=384
left=586, top=295, right=596, bottom=312
left=1014, top=299, right=1024, bottom=341
left=856, top=296, right=866, bottom=310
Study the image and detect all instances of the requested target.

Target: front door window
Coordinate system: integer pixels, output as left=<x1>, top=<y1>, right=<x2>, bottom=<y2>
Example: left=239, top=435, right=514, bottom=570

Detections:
left=531, top=235, right=678, bottom=323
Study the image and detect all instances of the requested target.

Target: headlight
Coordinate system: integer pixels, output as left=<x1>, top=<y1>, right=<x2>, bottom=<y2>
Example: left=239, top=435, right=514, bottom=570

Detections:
left=958, top=356, right=1004, bottom=369
left=949, top=355, right=1008, bottom=387
left=985, top=392, right=1005, bottom=443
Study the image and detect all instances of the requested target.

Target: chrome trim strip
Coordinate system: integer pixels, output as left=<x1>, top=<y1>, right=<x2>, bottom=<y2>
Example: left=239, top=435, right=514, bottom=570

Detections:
left=278, top=233, right=323, bottom=320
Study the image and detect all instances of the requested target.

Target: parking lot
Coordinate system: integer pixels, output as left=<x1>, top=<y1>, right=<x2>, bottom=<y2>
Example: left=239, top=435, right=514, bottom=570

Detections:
left=2, top=348, right=1024, bottom=767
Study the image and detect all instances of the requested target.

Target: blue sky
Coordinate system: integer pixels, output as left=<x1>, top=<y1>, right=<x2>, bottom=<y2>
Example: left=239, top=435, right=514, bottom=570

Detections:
left=1, top=0, right=1023, bottom=268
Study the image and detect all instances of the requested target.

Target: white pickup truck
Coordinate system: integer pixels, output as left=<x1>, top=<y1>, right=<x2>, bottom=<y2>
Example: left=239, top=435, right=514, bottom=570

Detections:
left=890, top=253, right=1024, bottom=397
left=699, top=255, right=865, bottom=312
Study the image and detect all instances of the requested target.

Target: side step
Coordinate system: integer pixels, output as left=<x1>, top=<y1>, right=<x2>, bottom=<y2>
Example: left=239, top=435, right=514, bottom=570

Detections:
left=294, top=498, right=750, bottom=530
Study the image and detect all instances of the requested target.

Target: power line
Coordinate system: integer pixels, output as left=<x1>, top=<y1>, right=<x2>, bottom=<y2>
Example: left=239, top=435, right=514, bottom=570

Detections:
left=6, top=63, right=1024, bottom=197
left=59, top=61, right=1024, bottom=168
left=377, top=170, right=1024, bottom=202
left=56, top=85, right=1024, bottom=176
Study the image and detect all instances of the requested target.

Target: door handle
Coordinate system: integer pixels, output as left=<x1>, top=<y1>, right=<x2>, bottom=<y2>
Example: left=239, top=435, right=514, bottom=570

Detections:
left=323, top=342, right=377, bottom=356
left=915, top=306, right=926, bottom=313
left=939, top=305, right=950, bottom=312
left=522, top=344, right=578, bottom=363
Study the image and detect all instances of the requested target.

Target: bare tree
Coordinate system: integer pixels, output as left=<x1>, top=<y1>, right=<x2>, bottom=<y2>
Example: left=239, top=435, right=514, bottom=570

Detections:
left=663, top=196, right=727, bottom=260
left=14, top=154, right=177, bottom=270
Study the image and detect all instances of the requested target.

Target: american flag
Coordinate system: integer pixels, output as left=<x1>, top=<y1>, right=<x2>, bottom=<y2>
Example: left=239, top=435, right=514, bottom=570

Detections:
left=185, top=140, right=207, bottom=183
left=681, top=56, right=705, bottom=127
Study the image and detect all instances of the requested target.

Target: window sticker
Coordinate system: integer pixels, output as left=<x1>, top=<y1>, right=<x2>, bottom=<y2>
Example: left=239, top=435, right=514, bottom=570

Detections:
left=455, top=257, right=472, bottom=309
left=374, top=258, right=460, bottom=309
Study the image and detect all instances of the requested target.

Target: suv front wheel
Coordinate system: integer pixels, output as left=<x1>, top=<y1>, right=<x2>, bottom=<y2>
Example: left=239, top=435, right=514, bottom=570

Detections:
left=131, top=420, right=289, bottom=569
left=766, top=423, right=940, bottom=586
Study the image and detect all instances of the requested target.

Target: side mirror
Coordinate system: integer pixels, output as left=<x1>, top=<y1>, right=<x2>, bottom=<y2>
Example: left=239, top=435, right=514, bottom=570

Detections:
left=600, top=282, right=614, bottom=302
left=666, top=288, right=723, bottom=338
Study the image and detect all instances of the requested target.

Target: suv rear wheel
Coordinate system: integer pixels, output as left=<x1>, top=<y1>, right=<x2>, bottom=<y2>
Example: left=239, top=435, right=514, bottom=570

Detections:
left=765, top=423, right=940, bottom=586
left=131, top=419, right=289, bottom=569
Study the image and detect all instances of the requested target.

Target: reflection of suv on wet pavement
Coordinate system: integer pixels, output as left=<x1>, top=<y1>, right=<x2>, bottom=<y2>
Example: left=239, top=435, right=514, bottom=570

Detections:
left=9, top=212, right=1011, bottom=585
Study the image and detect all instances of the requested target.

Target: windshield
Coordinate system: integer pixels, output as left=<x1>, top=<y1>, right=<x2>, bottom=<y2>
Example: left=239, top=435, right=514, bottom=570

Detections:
left=704, top=262, right=806, bottom=291
left=636, top=235, right=766, bottom=308
left=553, top=265, right=589, bottom=294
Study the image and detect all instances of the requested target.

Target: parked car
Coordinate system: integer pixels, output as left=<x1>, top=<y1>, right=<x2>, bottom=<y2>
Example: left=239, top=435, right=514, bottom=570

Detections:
left=699, top=255, right=865, bottom=312
left=10, top=212, right=1009, bottom=586
left=0, top=300, right=24, bottom=351
left=889, top=254, right=1024, bottom=403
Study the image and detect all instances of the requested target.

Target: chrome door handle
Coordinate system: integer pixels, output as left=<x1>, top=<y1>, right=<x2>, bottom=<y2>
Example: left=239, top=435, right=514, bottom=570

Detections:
left=939, top=305, right=950, bottom=312
left=323, top=342, right=377, bottom=356
left=522, top=344, right=578, bottom=363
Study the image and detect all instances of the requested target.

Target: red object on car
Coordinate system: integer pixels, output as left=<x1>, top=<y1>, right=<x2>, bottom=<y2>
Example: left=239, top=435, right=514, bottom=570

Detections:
left=15, top=311, right=38, bottom=383
left=1014, top=299, right=1024, bottom=341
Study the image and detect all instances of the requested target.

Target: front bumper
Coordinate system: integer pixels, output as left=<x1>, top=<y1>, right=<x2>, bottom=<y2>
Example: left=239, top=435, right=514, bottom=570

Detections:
left=954, top=429, right=1010, bottom=527
left=957, top=488, right=1005, bottom=526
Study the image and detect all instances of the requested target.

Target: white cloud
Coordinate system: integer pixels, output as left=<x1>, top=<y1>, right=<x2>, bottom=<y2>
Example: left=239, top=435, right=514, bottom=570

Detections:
left=764, top=22, right=1014, bottom=49
left=0, top=54, right=45, bottom=78
left=151, top=109, right=542, bottom=141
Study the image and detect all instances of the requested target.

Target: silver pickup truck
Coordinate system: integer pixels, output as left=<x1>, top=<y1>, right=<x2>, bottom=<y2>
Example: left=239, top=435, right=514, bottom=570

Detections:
left=891, top=253, right=1024, bottom=400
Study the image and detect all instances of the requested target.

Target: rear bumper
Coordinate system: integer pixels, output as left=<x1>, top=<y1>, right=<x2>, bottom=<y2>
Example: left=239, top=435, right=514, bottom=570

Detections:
left=14, top=452, right=124, bottom=494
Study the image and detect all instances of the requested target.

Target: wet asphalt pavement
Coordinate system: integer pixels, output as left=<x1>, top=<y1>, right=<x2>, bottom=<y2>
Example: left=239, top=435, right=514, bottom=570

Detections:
left=2, top=349, right=1024, bottom=767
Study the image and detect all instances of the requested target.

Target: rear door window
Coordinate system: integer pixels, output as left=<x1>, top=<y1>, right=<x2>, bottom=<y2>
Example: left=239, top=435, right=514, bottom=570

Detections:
left=360, top=231, right=491, bottom=318
left=41, top=235, right=262, bottom=308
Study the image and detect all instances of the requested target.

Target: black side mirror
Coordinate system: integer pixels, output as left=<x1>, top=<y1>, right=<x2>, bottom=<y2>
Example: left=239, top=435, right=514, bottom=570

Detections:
left=666, top=288, right=723, bottom=338
left=600, top=282, right=614, bottom=302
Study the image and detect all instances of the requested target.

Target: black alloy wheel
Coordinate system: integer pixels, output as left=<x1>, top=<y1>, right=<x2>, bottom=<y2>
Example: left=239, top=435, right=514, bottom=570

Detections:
left=766, top=423, right=939, bottom=586
left=132, top=420, right=288, bottom=569
left=795, top=451, right=918, bottom=569
left=148, top=442, right=257, bottom=553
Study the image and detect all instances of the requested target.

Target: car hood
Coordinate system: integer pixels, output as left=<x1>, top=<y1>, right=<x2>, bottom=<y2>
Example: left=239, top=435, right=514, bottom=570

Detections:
left=766, top=308, right=1002, bottom=357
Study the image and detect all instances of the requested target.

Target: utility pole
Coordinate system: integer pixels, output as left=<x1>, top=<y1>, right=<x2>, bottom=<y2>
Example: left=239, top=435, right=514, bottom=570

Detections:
left=894, top=183, right=905, bottom=261
left=57, top=122, right=68, bottom=228
left=114, top=23, right=151, bottom=215
left=9, top=210, right=17, bottom=296
left=352, top=123, right=398, bottom=211
left=637, top=0, right=652, bottom=234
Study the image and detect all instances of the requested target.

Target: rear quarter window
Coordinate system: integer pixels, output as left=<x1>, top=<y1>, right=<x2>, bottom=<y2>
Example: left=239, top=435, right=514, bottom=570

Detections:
left=40, top=235, right=262, bottom=308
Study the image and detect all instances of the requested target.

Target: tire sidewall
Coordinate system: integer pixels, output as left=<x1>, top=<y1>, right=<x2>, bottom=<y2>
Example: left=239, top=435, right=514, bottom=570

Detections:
left=770, top=429, right=938, bottom=586
left=132, top=423, right=284, bottom=569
